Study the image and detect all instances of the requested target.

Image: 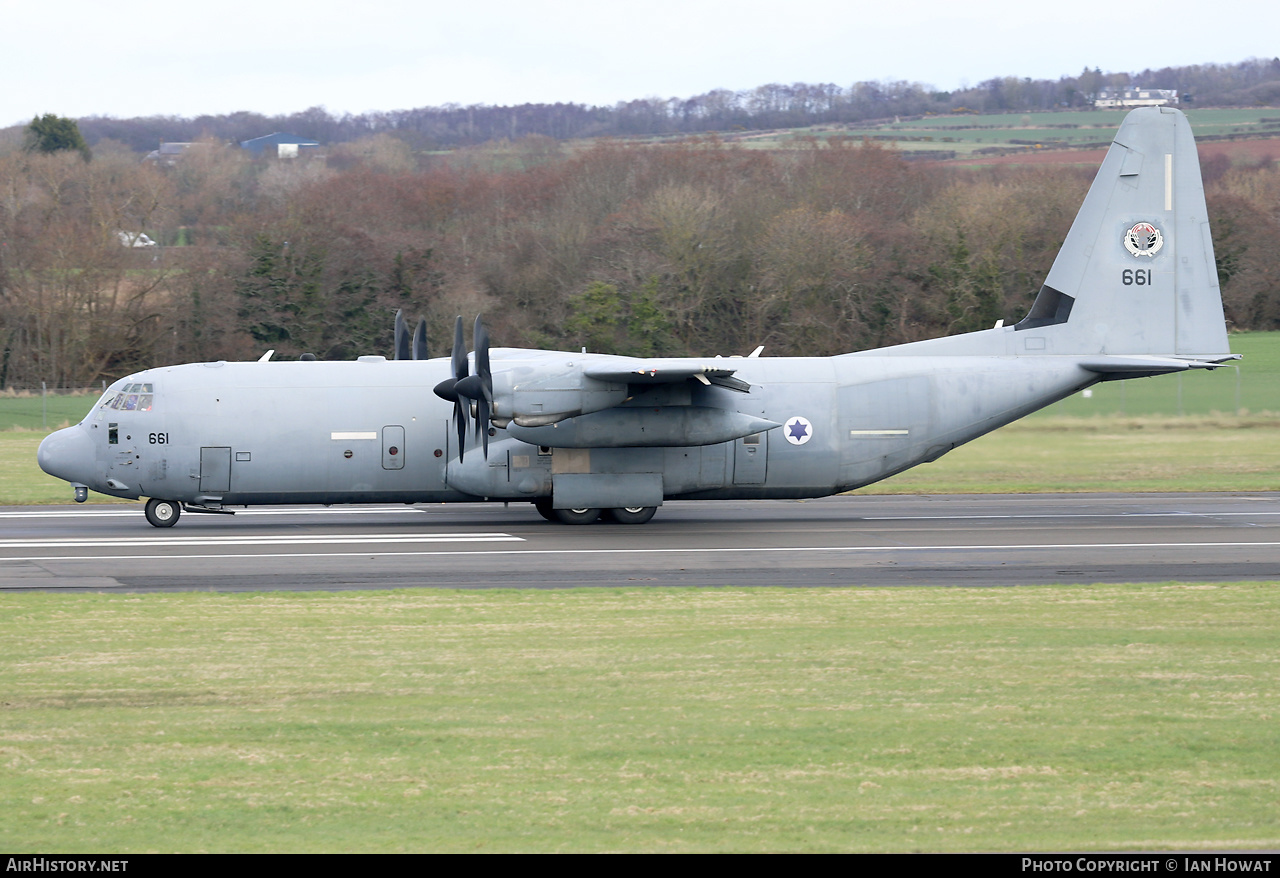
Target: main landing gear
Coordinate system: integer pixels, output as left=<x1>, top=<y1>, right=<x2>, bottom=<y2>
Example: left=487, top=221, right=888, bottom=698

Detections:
left=144, top=498, right=181, bottom=528
left=534, top=501, right=657, bottom=525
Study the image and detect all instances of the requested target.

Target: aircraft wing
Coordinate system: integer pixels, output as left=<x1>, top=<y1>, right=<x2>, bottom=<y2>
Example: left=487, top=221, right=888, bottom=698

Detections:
left=583, top=356, right=752, bottom=392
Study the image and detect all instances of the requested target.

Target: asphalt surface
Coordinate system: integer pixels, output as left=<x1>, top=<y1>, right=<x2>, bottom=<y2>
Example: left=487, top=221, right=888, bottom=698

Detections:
left=2, top=493, right=1278, bottom=592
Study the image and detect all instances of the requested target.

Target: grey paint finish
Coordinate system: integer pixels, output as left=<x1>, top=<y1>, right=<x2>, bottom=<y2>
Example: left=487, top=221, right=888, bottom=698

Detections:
left=37, top=108, right=1235, bottom=525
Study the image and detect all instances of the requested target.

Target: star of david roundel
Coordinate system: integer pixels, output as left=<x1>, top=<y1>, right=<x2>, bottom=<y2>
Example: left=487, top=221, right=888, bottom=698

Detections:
left=784, top=416, right=813, bottom=446
left=1124, top=222, right=1164, bottom=258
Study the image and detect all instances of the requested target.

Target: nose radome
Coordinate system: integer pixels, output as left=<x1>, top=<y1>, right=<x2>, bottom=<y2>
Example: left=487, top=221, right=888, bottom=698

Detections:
left=38, top=426, right=96, bottom=486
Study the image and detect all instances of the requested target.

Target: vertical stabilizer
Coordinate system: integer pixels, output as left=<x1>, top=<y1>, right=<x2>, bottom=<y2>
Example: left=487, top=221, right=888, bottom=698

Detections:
left=1018, top=107, right=1229, bottom=358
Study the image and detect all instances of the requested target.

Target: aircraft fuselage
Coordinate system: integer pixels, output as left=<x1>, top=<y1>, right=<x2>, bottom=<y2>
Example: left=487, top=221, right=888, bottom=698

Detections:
left=39, top=350, right=1097, bottom=510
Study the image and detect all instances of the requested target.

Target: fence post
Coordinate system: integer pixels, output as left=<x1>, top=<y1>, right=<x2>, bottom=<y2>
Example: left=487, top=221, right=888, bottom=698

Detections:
left=42, top=381, right=47, bottom=430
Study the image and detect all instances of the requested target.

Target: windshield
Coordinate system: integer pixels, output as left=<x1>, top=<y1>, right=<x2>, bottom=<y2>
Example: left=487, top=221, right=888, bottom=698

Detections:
left=100, top=382, right=155, bottom=412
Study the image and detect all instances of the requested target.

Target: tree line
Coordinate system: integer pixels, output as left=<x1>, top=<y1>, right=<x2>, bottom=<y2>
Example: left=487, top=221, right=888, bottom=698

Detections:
left=6, top=58, right=1277, bottom=155
left=2, top=127, right=1277, bottom=388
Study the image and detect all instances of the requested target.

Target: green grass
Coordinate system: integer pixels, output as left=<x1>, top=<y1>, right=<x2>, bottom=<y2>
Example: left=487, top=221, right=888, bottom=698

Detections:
left=1, top=584, right=1276, bottom=852
left=863, top=416, right=1280, bottom=494
left=733, top=107, right=1280, bottom=156
left=0, top=392, right=98, bottom=432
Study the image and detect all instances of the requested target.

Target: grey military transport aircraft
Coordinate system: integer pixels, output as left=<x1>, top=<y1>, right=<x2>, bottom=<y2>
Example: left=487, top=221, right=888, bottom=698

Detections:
left=39, top=107, right=1236, bottom=527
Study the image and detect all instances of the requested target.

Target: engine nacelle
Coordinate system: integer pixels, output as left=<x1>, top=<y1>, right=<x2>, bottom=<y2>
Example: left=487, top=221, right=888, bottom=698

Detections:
left=490, top=363, right=628, bottom=427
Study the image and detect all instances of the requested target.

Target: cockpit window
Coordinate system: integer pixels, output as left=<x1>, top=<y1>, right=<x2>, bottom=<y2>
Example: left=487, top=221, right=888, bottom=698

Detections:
left=101, top=383, right=156, bottom=411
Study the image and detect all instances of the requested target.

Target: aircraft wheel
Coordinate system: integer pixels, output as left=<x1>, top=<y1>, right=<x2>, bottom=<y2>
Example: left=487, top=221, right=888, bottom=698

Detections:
left=602, top=506, right=657, bottom=525
left=553, top=507, right=600, bottom=525
left=533, top=500, right=557, bottom=522
left=144, top=498, right=181, bottom=528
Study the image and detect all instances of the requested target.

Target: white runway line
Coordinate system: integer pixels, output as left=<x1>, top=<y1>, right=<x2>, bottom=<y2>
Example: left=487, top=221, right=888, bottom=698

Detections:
left=0, top=533, right=523, bottom=550
left=0, top=506, right=429, bottom=519
left=3, top=540, right=1278, bottom=565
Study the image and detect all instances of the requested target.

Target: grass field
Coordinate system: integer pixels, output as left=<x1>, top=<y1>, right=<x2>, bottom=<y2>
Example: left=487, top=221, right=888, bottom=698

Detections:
left=1, top=584, right=1276, bottom=853
left=0, top=391, right=100, bottom=432
left=734, top=107, right=1280, bottom=158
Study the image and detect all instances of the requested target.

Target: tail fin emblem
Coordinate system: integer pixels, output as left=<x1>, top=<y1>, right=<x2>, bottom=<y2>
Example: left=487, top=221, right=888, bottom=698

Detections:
left=1124, top=222, right=1164, bottom=257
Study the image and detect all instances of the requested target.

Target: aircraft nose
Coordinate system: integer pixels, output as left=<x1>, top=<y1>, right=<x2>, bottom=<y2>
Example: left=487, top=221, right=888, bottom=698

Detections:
left=38, top=426, right=96, bottom=486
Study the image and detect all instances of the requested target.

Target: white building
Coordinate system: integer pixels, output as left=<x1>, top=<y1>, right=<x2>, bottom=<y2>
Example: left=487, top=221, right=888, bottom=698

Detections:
left=1094, top=87, right=1179, bottom=109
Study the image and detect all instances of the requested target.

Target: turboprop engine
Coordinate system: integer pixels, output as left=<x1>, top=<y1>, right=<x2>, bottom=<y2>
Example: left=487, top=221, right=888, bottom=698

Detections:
left=432, top=316, right=778, bottom=458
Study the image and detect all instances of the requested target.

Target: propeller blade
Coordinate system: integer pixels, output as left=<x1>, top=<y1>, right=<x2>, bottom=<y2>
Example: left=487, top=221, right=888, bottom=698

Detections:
left=450, top=315, right=467, bottom=382
left=478, top=397, right=490, bottom=459
left=472, top=316, right=495, bottom=459
left=394, top=310, right=411, bottom=360
left=474, top=317, right=492, bottom=402
left=455, top=400, right=467, bottom=463
left=413, top=318, right=429, bottom=360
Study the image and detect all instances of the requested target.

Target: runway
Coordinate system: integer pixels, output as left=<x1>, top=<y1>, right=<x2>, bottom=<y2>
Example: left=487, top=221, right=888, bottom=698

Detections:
left=2, top=493, right=1278, bottom=592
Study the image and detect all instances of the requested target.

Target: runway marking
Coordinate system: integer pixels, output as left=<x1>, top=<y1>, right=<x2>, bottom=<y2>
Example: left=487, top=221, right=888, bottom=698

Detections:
left=0, top=533, right=522, bottom=550
left=3, top=540, right=1277, bottom=564
left=0, top=507, right=429, bottom=518
left=860, top=512, right=1280, bottom=521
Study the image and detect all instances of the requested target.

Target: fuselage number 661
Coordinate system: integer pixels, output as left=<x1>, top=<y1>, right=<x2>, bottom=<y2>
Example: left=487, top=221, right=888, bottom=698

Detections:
left=1122, top=268, right=1152, bottom=286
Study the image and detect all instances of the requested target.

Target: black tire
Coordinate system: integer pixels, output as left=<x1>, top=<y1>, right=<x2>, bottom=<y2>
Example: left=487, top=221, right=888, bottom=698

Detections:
left=144, top=498, right=181, bottom=528
left=533, top=500, right=557, bottom=522
left=601, top=506, right=657, bottom=525
left=553, top=507, right=600, bottom=525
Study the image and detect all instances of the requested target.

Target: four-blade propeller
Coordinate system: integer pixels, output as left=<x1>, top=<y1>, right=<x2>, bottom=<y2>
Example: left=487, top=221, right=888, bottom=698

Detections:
left=432, top=315, right=494, bottom=461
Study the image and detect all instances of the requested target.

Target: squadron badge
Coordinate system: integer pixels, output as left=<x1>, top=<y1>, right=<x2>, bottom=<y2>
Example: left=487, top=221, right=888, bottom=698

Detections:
left=1124, top=222, right=1164, bottom=257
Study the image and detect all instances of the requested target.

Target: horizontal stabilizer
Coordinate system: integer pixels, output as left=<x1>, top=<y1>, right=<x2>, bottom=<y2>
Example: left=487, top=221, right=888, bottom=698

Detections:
left=1079, top=354, right=1239, bottom=376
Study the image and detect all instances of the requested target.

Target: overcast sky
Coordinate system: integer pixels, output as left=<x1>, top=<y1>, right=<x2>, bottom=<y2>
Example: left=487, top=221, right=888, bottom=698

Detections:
left=3, top=0, right=1278, bottom=127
